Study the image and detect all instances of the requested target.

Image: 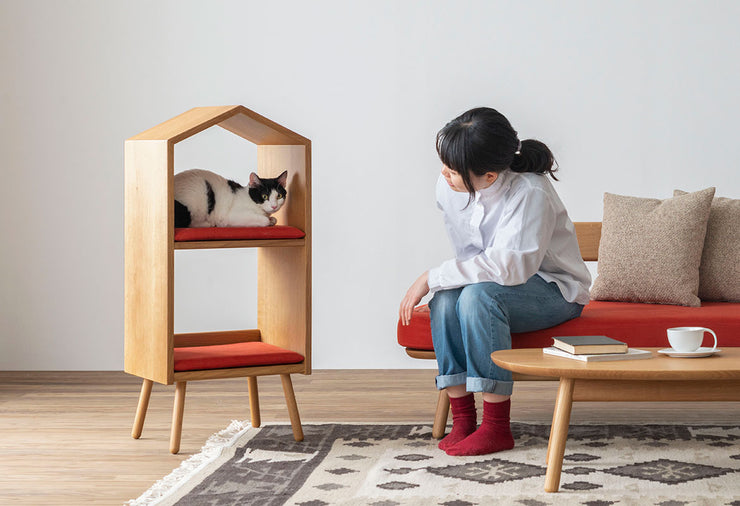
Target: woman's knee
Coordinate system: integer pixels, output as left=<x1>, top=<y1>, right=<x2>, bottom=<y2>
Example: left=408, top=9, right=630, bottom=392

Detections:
left=429, top=288, right=461, bottom=317
left=456, top=283, right=507, bottom=320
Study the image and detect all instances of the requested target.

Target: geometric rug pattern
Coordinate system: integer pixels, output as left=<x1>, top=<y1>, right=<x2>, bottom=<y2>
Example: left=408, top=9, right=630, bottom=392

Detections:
left=128, top=423, right=740, bottom=506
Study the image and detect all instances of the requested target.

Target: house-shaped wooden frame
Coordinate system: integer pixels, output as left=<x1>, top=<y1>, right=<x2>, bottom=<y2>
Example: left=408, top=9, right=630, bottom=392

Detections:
left=124, top=106, right=311, bottom=451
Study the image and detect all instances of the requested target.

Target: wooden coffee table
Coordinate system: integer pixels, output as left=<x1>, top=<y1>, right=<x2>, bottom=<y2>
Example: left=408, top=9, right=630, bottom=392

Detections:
left=491, top=347, right=740, bottom=493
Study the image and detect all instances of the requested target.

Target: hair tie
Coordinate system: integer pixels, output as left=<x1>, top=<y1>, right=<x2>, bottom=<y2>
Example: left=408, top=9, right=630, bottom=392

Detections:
left=514, top=140, right=522, bottom=155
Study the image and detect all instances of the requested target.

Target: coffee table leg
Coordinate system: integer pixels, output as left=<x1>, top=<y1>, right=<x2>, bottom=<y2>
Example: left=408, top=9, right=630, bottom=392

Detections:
left=545, top=377, right=575, bottom=493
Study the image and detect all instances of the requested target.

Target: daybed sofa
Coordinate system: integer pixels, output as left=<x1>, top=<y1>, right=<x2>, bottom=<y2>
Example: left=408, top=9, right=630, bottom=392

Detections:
left=398, top=190, right=740, bottom=439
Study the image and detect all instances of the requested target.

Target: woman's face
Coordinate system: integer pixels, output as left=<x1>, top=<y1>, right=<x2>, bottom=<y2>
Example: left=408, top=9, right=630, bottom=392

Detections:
left=441, top=165, right=467, bottom=192
left=441, top=165, right=498, bottom=193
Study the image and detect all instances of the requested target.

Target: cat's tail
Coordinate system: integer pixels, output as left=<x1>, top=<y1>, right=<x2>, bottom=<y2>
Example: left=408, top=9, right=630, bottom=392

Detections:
left=174, top=200, right=192, bottom=228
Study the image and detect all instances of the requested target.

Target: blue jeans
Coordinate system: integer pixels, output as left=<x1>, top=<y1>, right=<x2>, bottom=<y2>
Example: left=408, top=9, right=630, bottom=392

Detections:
left=429, top=274, right=584, bottom=395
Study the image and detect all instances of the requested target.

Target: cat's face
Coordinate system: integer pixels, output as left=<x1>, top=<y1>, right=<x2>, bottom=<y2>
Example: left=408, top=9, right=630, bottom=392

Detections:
left=248, top=171, right=288, bottom=215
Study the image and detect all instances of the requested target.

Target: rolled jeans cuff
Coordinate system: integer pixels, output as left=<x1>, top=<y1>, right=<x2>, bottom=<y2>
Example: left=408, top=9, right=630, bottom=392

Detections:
left=435, top=372, right=467, bottom=391
left=435, top=373, right=513, bottom=396
left=467, top=377, right=513, bottom=396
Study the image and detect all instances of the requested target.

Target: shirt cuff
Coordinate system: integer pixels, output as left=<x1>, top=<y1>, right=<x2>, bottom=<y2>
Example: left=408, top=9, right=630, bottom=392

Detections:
left=427, top=266, right=443, bottom=294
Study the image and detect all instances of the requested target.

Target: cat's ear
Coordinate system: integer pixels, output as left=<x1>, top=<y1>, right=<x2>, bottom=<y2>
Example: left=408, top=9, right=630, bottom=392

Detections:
left=277, top=170, right=288, bottom=187
left=248, top=172, right=261, bottom=188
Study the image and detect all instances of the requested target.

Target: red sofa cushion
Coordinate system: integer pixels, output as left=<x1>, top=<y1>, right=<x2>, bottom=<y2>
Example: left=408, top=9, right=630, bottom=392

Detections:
left=397, top=300, right=740, bottom=351
left=174, top=341, right=304, bottom=372
left=174, top=226, right=305, bottom=242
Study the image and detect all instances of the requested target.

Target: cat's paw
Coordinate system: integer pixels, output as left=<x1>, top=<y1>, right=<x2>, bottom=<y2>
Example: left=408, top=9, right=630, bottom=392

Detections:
left=252, top=215, right=272, bottom=227
left=268, top=217, right=277, bottom=226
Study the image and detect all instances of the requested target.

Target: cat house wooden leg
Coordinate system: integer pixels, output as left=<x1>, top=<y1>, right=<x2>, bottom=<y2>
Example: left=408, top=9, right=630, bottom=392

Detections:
left=247, top=376, right=261, bottom=428
left=132, top=379, right=153, bottom=439
left=170, top=381, right=187, bottom=454
left=280, top=374, right=303, bottom=442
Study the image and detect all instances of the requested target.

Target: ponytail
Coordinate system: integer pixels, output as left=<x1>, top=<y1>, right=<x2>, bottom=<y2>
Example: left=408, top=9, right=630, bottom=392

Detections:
left=510, top=139, right=559, bottom=181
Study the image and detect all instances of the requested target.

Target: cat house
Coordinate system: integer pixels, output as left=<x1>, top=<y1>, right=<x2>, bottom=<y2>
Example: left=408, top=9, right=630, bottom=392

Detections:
left=124, top=105, right=311, bottom=452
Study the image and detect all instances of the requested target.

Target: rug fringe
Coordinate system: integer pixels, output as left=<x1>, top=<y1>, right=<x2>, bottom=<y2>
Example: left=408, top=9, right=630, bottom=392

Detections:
left=126, top=420, right=253, bottom=506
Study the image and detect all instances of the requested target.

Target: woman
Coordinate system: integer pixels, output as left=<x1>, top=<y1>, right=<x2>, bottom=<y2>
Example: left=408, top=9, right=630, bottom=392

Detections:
left=399, top=107, right=591, bottom=456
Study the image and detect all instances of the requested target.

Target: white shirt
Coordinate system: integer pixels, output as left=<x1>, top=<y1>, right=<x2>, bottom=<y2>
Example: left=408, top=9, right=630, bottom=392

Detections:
left=428, top=169, right=591, bottom=305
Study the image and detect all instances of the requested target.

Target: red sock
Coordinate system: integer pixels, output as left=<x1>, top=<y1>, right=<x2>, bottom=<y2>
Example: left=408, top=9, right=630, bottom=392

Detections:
left=438, top=393, right=477, bottom=451
left=445, top=399, right=514, bottom=456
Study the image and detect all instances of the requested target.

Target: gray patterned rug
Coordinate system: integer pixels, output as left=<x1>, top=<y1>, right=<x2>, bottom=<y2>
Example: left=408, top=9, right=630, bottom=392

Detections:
left=128, top=422, right=740, bottom=506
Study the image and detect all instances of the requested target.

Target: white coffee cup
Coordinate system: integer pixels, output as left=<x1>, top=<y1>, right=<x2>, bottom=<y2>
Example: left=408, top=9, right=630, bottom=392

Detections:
left=666, top=327, right=718, bottom=353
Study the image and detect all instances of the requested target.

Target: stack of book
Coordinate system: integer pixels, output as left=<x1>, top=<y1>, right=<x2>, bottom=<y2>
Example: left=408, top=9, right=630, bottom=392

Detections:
left=543, top=335, right=651, bottom=362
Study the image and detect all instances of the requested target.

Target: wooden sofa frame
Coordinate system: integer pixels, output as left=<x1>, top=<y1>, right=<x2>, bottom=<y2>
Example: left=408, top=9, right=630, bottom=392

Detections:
left=404, top=222, right=602, bottom=439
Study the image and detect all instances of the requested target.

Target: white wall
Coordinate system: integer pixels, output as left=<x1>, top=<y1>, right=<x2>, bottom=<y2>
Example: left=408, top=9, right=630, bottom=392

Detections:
left=1, top=1, right=739, bottom=370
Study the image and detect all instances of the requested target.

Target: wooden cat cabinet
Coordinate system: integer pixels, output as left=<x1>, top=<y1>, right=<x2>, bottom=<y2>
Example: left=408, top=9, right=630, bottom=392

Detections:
left=124, top=106, right=311, bottom=453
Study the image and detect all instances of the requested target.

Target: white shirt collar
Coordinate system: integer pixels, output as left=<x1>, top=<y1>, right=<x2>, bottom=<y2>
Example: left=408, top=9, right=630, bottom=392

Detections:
left=475, top=169, right=510, bottom=201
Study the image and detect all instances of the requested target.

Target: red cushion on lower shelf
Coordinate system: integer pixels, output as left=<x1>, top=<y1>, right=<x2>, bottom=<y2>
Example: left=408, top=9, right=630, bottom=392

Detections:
left=174, top=341, right=304, bottom=372
left=397, top=300, right=740, bottom=351
left=174, top=226, right=305, bottom=242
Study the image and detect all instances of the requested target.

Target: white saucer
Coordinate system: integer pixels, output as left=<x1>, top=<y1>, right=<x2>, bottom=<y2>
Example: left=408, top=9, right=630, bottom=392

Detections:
left=657, top=347, right=721, bottom=358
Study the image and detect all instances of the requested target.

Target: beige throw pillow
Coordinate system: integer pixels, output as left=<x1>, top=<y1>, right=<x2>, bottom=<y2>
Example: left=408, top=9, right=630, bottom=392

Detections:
left=590, top=187, right=715, bottom=307
left=675, top=190, right=740, bottom=301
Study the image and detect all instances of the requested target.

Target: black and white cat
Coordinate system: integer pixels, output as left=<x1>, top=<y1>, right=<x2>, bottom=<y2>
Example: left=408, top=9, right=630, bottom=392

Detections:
left=174, top=169, right=288, bottom=228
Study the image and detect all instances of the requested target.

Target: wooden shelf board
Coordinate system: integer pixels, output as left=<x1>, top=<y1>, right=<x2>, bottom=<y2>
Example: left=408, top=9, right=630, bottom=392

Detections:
left=174, top=238, right=305, bottom=250
left=173, top=362, right=306, bottom=381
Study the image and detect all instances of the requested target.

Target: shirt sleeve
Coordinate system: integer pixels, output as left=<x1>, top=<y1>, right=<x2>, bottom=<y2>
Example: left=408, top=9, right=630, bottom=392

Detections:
left=428, top=187, right=557, bottom=293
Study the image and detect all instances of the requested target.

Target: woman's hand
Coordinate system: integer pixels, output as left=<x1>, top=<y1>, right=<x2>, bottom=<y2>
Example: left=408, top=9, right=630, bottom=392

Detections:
left=399, top=271, right=430, bottom=326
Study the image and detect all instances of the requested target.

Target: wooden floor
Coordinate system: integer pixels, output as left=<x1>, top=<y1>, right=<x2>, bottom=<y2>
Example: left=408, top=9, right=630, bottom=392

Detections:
left=1, top=370, right=738, bottom=505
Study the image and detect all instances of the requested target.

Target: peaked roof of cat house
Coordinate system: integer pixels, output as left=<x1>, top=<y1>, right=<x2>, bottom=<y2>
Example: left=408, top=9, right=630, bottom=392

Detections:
left=127, top=105, right=310, bottom=146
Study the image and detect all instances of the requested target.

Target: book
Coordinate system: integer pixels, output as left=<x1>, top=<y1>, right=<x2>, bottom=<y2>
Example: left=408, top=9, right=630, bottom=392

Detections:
left=551, top=335, right=628, bottom=355
left=543, top=346, right=652, bottom=362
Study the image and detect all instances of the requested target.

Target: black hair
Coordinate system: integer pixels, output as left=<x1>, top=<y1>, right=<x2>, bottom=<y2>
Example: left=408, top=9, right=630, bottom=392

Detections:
left=435, top=107, right=558, bottom=198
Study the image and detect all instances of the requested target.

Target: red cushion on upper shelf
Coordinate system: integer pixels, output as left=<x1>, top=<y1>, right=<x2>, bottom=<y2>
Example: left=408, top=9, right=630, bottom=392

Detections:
left=174, top=225, right=305, bottom=242
left=174, top=341, right=304, bottom=372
